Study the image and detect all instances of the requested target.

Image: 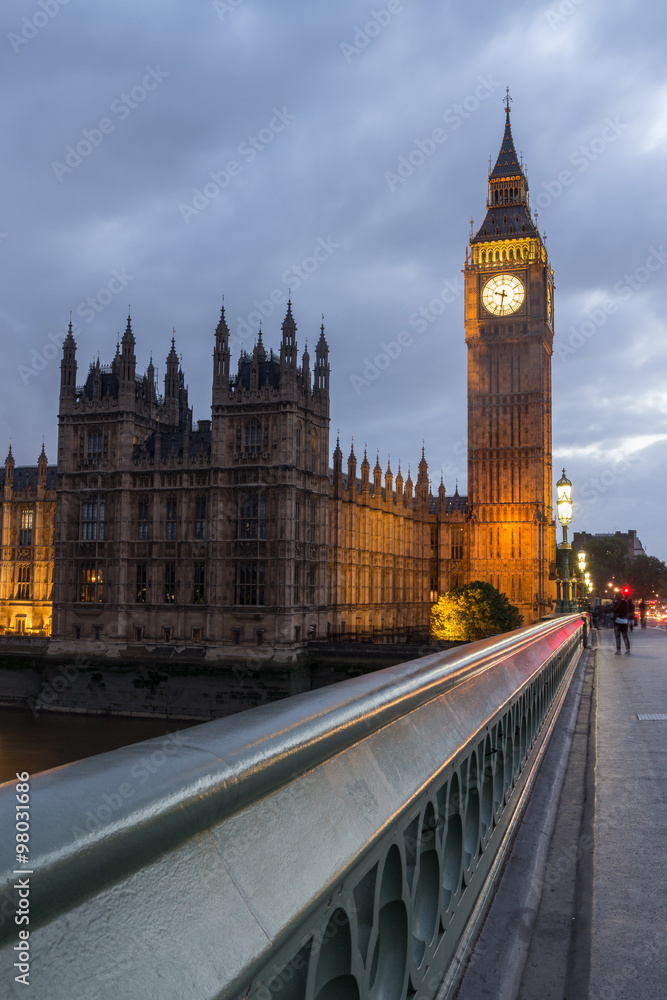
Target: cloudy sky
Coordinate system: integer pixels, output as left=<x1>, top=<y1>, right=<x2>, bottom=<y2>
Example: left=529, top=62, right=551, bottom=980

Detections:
left=1, top=0, right=666, bottom=558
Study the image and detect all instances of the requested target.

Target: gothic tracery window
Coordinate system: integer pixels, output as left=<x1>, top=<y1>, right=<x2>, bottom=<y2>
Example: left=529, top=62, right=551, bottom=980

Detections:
left=245, top=419, right=262, bottom=456
left=195, top=496, right=206, bottom=539
left=236, top=561, right=265, bottom=605
left=138, top=497, right=149, bottom=540
left=81, top=498, right=105, bottom=540
left=87, top=430, right=103, bottom=463
left=166, top=496, right=177, bottom=539
left=17, top=565, right=30, bottom=600
left=19, top=509, right=33, bottom=546
left=80, top=563, right=103, bottom=602
left=238, top=493, right=266, bottom=539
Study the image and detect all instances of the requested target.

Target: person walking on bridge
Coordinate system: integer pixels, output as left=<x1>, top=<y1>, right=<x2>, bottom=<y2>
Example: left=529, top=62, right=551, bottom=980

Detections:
left=639, top=598, right=647, bottom=628
left=613, top=595, right=631, bottom=654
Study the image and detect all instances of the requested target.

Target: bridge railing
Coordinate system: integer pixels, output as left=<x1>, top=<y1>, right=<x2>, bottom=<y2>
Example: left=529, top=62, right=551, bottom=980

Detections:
left=0, top=615, right=587, bottom=1000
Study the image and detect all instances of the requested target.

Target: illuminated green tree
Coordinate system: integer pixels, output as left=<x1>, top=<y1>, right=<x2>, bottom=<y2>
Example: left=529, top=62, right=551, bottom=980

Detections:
left=431, top=581, right=523, bottom=642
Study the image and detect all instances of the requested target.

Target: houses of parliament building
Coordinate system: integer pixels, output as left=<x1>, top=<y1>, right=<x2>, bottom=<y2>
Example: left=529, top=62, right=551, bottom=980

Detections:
left=0, top=105, right=557, bottom=657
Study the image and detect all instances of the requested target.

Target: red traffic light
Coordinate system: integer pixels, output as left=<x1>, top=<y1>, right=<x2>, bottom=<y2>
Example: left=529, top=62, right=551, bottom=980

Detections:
left=622, top=586, right=632, bottom=596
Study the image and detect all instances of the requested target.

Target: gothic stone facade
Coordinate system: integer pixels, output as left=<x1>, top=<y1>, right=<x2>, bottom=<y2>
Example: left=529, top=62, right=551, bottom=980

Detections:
left=0, top=447, right=55, bottom=635
left=1, top=107, right=556, bottom=650
left=465, top=104, right=556, bottom=623
left=51, top=302, right=472, bottom=654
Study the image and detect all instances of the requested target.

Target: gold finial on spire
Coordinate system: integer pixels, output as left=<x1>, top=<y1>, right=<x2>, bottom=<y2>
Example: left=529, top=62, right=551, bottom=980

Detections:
left=504, top=87, right=512, bottom=114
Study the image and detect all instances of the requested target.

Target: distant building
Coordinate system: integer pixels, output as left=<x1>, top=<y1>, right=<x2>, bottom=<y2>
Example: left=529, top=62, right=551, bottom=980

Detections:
left=573, top=530, right=646, bottom=562
left=0, top=445, right=55, bottom=634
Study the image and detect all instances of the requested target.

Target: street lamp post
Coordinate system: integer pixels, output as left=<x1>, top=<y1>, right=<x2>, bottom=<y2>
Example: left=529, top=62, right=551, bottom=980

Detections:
left=555, top=468, right=576, bottom=613
left=577, top=550, right=586, bottom=609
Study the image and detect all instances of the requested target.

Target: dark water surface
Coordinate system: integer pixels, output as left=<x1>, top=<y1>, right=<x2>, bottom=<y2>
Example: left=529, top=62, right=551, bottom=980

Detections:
left=0, top=707, right=191, bottom=784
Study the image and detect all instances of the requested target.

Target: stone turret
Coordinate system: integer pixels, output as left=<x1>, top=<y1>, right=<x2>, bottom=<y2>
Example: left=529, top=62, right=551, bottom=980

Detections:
left=59, top=320, right=77, bottom=408
left=119, top=314, right=136, bottom=388
left=144, top=355, right=156, bottom=405
left=361, top=448, right=370, bottom=495
left=373, top=452, right=382, bottom=497
left=212, top=299, right=231, bottom=396
left=38, top=443, right=47, bottom=479
left=438, top=475, right=446, bottom=513
left=333, top=433, right=343, bottom=497
left=301, top=341, right=311, bottom=394
left=314, top=320, right=329, bottom=400
left=405, top=467, right=413, bottom=507
left=347, top=442, right=357, bottom=493
left=280, top=299, right=297, bottom=373
left=385, top=457, right=393, bottom=504
left=4, top=444, right=14, bottom=500
left=163, top=336, right=180, bottom=427
left=416, top=446, right=429, bottom=509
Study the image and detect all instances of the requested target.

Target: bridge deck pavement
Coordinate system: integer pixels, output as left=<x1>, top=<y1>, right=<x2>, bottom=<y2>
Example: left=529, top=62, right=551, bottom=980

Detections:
left=456, top=623, right=667, bottom=1000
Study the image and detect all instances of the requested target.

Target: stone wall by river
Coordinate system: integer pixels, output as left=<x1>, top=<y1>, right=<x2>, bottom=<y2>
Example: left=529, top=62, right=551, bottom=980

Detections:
left=0, top=639, right=439, bottom=721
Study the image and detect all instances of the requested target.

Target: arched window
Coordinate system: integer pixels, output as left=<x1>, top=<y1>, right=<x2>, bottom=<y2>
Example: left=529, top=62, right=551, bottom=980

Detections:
left=87, top=430, right=103, bottom=463
left=165, top=496, right=177, bottom=539
left=238, top=493, right=266, bottom=540
left=138, top=497, right=149, bottom=540
left=195, top=496, right=206, bottom=539
left=17, top=565, right=30, bottom=600
left=81, top=497, right=105, bottom=540
left=245, top=420, right=262, bottom=456
left=19, top=509, right=33, bottom=546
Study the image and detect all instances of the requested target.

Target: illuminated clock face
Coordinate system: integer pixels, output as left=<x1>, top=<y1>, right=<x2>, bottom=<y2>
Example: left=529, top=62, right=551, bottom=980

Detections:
left=481, top=273, right=525, bottom=316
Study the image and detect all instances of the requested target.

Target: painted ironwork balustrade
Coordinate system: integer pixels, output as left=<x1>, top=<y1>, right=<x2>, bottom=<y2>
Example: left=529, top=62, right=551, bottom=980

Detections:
left=0, top=615, right=587, bottom=1000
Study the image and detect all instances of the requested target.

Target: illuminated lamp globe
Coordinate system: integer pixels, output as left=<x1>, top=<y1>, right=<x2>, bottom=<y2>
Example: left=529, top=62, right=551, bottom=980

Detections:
left=556, top=469, right=573, bottom=526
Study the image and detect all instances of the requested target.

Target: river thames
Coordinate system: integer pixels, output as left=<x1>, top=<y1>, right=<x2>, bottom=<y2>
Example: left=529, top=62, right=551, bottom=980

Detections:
left=0, top=707, right=189, bottom=784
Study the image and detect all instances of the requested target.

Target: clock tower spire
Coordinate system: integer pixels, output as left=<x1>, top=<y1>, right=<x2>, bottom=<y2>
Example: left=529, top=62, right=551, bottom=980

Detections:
left=465, top=99, right=556, bottom=622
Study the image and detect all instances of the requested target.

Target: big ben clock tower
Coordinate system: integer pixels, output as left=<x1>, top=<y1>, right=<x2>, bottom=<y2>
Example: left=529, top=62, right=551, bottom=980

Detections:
left=465, top=94, right=556, bottom=622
